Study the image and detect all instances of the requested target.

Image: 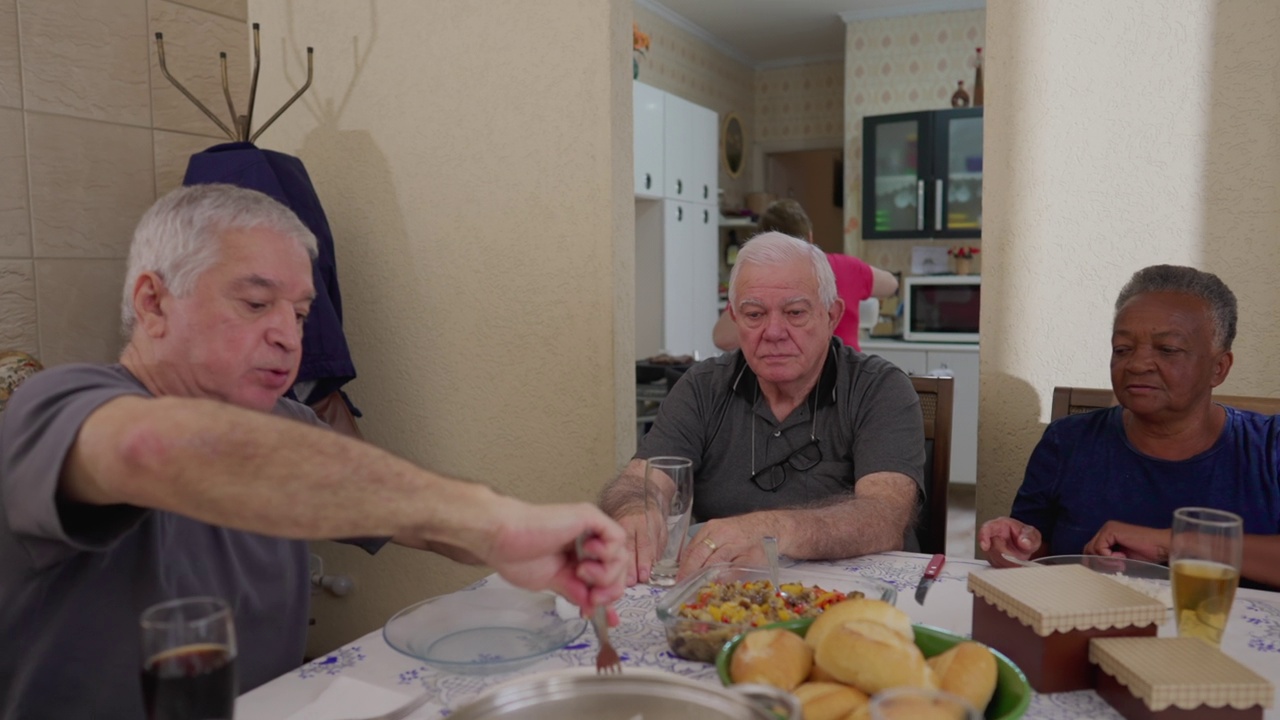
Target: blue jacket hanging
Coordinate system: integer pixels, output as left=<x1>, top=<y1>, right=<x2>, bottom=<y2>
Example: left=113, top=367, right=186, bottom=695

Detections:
left=183, top=142, right=356, bottom=405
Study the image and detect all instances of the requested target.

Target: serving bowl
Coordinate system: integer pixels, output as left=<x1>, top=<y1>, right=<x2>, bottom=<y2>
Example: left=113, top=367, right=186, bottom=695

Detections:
left=654, top=563, right=897, bottom=663
left=383, top=586, right=586, bottom=675
left=716, top=619, right=1032, bottom=720
left=1034, top=554, right=1173, bottom=610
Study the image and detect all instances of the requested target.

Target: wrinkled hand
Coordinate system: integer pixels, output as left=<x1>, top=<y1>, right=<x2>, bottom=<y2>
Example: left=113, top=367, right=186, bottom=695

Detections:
left=679, top=517, right=772, bottom=581
left=979, top=516, right=1042, bottom=567
left=483, top=499, right=627, bottom=624
left=616, top=510, right=658, bottom=587
left=1084, top=521, right=1170, bottom=564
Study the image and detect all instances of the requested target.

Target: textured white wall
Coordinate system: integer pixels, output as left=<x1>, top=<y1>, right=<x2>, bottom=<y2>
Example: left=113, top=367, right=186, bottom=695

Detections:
left=245, top=0, right=634, bottom=654
left=978, top=1, right=1280, bottom=529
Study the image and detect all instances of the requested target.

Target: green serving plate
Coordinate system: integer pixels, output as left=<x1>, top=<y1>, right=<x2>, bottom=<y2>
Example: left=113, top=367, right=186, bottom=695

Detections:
left=716, top=619, right=1031, bottom=720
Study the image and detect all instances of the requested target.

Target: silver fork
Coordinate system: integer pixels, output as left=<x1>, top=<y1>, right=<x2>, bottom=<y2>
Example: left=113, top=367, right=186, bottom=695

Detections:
left=575, top=532, right=622, bottom=674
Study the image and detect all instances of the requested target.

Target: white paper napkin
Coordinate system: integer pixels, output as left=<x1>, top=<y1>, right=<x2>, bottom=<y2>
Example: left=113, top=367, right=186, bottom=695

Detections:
left=281, top=676, right=416, bottom=720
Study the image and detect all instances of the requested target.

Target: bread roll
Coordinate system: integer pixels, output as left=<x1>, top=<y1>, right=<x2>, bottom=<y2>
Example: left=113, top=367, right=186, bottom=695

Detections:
left=814, top=619, right=933, bottom=695
left=805, top=597, right=914, bottom=652
left=791, top=682, right=869, bottom=720
left=808, top=661, right=839, bottom=683
left=729, top=628, right=812, bottom=691
left=927, top=642, right=998, bottom=712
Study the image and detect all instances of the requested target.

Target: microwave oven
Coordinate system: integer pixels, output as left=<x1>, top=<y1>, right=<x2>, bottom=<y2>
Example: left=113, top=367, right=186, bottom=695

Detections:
left=902, top=275, right=981, bottom=342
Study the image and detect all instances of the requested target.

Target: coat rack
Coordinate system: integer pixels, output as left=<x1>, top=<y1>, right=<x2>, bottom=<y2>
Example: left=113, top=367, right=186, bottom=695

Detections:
left=155, top=23, right=313, bottom=144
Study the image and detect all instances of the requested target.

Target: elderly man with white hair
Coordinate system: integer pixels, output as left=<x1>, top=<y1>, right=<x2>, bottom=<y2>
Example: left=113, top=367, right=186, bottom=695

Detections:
left=601, top=232, right=925, bottom=585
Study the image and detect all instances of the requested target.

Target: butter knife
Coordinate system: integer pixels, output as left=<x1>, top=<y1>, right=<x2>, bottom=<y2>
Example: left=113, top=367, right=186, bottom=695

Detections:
left=914, top=553, right=945, bottom=605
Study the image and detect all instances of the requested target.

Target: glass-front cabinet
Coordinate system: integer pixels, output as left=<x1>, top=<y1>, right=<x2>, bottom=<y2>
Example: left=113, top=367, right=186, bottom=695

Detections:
left=862, top=108, right=983, bottom=239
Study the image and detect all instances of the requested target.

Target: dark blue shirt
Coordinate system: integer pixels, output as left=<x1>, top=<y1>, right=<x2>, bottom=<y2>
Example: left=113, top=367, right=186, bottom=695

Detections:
left=1012, top=405, right=1280, bottom=556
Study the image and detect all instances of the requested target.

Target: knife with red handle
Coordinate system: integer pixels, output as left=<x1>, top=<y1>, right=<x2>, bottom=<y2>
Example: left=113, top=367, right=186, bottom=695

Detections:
left=914, top=553, right=946, bottom=605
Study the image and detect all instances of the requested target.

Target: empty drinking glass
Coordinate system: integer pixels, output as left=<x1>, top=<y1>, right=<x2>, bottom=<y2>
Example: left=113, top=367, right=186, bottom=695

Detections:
left=644, top=456, right=694, bottom=586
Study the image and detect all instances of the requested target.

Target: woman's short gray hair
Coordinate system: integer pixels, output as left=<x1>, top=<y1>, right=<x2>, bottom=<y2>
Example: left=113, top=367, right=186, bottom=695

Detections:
left=121, top=184, right=318, bottom=333
left=1115, top=264, right=1237, bottom=351
left=728, top=231, right=837, bottom=309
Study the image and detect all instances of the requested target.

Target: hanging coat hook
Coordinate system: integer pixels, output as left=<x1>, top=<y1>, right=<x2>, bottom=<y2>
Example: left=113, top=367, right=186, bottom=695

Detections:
left=154, top=32, right=236, bottom=140
left=250, top=46, right=313, bottom=144
left=154, top=25, right=312, bottom=145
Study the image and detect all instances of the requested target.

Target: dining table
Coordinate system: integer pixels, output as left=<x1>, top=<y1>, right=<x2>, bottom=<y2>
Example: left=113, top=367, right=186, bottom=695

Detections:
left=235, top=551, right=1280, bottom=720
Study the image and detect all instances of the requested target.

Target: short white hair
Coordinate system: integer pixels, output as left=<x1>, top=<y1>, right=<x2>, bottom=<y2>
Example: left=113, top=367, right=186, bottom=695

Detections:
left=122, top=184, right=318, bottom=333
left=728, top=231, right=837, bottom=308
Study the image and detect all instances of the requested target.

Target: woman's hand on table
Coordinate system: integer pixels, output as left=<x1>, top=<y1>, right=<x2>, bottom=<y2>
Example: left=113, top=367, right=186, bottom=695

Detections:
left=1084, top=520, right=1170, bottom=564
left=979, top=516, right=1043, bottom=567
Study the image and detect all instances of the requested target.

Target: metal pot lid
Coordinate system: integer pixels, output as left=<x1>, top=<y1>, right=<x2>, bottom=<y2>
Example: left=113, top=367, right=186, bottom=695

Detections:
left=448, top=669, right=800, bottom=720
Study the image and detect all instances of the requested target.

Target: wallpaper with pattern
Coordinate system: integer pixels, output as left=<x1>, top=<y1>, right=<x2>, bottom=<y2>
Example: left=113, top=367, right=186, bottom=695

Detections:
left=844, top=9, right=986, bottom=273
left=755, top=61, right=845, bottom=145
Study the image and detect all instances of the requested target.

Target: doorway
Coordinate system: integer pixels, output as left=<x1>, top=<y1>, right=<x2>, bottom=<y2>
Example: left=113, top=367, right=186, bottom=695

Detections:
left=764, top=148, right=844, bottom=255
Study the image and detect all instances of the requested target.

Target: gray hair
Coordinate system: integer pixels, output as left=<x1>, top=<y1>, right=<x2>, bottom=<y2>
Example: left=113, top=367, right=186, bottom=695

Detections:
left=1114, top=264, right=1237, bottom=351
left=728, top=231, right=837, bottom=309
left=122, top=184, right=318, bottom=333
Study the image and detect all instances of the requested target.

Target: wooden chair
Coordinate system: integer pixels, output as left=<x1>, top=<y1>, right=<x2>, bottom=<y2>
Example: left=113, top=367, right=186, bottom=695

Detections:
left=911, top=376, right=954, bottom=555
left=1050, top=386, right=1280, bottom=421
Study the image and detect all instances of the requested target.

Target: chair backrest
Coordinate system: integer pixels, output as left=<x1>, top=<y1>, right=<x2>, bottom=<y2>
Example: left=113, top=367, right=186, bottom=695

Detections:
left=1050, top=386, right=1280, bottom=421
left=911, top=375, right=954, bottom=555
left=0, top=351, right=43, bottom=415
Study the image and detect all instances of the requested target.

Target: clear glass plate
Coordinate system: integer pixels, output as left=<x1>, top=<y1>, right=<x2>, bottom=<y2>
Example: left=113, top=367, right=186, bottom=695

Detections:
left=1035, top=554, right=1173, bottom=610
left=383, top=586, right=587, bottom=675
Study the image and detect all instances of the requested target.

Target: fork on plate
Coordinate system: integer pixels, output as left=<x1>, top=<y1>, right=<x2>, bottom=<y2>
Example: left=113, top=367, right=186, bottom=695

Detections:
left=575, top=532, right=621, bottom=674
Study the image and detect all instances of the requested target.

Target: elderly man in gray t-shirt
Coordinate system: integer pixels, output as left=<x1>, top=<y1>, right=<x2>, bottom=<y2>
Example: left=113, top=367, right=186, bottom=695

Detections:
left=0, top=184, right=627, bottom=719
left=601, top=232, right=925, bottom=586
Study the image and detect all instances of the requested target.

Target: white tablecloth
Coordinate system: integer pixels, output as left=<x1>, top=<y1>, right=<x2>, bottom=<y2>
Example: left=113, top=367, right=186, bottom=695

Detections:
left=236, top=552, right=1280, bottom=719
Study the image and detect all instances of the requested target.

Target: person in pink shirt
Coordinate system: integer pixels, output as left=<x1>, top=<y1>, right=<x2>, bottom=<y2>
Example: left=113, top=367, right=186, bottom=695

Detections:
left=713, top=199, right=898, bottom=352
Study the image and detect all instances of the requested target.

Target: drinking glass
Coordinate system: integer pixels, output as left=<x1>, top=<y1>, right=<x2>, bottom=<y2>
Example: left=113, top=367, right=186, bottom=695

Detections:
left=1170, top=507, right=1243, bottom=645
left=868, top=687, right=981, bottom=720
left=644, top=456, right=694, bottom=586
left=140, top=596, right=238, bottom=720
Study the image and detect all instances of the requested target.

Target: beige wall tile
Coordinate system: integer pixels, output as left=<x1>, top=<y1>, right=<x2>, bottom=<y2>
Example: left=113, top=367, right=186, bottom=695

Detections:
left=0, top=0, right=19, bottom=109
left=27, top=113, right=155, bottom=258
left=165, top=0, right=247, bottom=22
left=0, top=108, right=29, bottom=256
left=0, top=260, right=37, bottom=353
left=149, top=1, right=250, bottom=137
left=35, top=258, right=126, bottom=365
left=154, top=130, right=219, bottom=195
left=18, top=0, right=151, bottom=126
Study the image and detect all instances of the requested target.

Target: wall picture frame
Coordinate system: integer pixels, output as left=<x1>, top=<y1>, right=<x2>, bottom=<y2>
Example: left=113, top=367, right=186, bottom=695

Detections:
left=722, top=113, right=745, bottom=179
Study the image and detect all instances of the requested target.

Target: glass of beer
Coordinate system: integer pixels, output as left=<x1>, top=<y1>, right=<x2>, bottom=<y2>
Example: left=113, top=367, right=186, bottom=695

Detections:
left=140, top=596, right=238, bottom=720
left=1170, top=507, right=1243, bottom=645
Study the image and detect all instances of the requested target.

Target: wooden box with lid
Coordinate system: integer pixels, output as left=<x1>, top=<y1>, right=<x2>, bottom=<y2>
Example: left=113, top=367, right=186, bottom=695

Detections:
left=967, top=564, right=1167, bottom=692
left=1090, top=637, right=1273, bottom=720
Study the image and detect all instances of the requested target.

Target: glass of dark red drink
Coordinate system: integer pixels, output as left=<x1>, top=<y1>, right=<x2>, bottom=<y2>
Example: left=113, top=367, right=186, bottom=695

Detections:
left=140, top=597, right=238, bottom=720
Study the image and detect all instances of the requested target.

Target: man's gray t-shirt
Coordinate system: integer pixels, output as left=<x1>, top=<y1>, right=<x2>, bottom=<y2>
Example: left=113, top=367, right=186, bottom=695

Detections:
left=0, top=364, right=316, bottom=719
left=637, top=341, right=926, bottom=550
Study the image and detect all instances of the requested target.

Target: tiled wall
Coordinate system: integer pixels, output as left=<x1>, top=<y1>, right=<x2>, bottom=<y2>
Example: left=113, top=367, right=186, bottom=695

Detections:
left=632, top=3, right=754, bottom=207
left=844, top=10, right=985, bottom=276
left=0, top=0, right=245, bottom=365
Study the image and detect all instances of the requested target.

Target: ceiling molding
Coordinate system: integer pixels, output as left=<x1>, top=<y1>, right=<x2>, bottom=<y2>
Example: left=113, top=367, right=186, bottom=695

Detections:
left=756, top=53, right=845, bottom=71
left=636, top=0, right=754, bottom=67
left=839, top=0, right=986, bottom=24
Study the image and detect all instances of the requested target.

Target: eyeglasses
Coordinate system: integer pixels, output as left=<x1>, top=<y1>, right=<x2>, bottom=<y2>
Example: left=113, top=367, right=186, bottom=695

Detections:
left=749, top=436, right=822, bottom=492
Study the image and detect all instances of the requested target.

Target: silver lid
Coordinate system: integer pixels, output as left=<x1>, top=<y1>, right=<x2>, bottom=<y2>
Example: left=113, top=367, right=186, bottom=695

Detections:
left=449, top=670, right=800, bottom=720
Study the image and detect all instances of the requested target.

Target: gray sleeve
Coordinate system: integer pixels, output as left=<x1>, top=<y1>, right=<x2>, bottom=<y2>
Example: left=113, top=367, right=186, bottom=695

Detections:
left=848, top=360, right=926, bottom=495
left=634, top=368, right=714, bottom=474
left=0, top=365, right=151, bottom=569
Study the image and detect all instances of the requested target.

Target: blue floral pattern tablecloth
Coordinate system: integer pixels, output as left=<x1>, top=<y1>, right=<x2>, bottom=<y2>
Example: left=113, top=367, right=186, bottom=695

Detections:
left=236, top=552, right=1280, bottom=719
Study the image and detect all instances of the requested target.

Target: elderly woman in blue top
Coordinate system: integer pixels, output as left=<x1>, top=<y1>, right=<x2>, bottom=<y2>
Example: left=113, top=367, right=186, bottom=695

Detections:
left=980, top=265, right=1280, bottom=587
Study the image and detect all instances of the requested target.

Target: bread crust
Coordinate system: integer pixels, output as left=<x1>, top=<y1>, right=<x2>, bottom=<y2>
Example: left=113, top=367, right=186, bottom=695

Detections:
left=805, top=597, right=914, bottom=652
left=729, top=628, right=813, bottom=690
left=814, top=619, right=935, bottom=694
left=792, top=682, right=870, bottom=720
left=926, top=641, right=998, bottom=712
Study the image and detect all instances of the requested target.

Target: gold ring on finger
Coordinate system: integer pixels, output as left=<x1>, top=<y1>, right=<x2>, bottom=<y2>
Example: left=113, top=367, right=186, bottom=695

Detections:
left=702, top=537, right=718, bottom=552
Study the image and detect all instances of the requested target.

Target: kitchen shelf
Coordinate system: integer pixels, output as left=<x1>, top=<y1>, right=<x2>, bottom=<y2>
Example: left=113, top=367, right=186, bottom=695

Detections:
left=719, top=216, right=757, bottom=228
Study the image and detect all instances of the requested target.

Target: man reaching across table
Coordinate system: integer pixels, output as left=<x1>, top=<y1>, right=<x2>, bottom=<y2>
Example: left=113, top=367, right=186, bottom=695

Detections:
left=0, top=184, right=626, bottom=719
left=602, top=232, right=924, bottom=585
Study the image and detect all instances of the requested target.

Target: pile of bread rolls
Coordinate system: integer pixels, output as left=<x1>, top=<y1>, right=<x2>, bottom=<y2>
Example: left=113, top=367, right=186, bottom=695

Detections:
left=729, top=597, right=997, bottom=720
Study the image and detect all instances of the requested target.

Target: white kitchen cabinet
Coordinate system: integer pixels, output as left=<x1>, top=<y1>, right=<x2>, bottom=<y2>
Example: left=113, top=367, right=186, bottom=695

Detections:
left=662, top=92, right=718, bottom=204
left=633, top=82, right=664, bottom=198
left=861, top=340, right=980, bottom=485
left=661, top=201, right=719, bottom=360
